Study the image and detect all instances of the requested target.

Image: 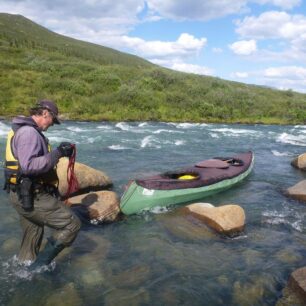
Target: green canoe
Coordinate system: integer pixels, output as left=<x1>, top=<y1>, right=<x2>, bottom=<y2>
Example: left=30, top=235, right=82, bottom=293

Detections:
left=120, top=151, right=254, bottom=215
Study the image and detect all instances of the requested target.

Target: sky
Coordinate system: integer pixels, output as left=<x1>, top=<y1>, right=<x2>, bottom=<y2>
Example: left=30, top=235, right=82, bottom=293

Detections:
left=1, top=0, right=306, bottom=93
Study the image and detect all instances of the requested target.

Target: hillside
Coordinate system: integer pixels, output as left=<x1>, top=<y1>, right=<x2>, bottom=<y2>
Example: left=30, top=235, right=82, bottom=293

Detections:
left=0, top=13, right=305, bottom=124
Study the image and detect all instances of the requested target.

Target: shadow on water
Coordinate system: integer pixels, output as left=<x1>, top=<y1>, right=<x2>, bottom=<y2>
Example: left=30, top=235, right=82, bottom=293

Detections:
left=1, top=121, right=306, bottom=305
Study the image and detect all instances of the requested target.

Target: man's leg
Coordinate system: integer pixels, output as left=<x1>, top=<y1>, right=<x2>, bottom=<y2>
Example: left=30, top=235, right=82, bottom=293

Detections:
left=10, top=190, right=81, bottom=268
left=10, top=191, right=44, bottom=262
left=29, top=191, right=81, bottom=268
left=19, top=214, right=44, bottom=262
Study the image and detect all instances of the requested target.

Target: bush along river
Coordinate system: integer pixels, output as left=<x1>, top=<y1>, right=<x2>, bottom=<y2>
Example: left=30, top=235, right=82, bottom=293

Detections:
left=1, top=120, right=306, bottom=305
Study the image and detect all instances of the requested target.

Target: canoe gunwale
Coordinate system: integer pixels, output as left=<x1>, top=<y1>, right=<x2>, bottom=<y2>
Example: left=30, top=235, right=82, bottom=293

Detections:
left=135, top=151, right=253, bottom=190
left=120, top=151, right=254, bottom=215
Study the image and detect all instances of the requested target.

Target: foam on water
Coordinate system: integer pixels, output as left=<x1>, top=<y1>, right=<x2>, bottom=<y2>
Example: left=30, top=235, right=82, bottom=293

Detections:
left=271, top=150, right=292, bottom=157
left=97, top=124, right=113, bottom=130
left=48, top=136, right=77, bottom=143
left=262, top=210, right=304, bottom=232
left=210, top=133, right=219, bottom=138
left=174, top=140, right=185, bottom=146
left=276, top=133, right=306, bottom=146
left=116, top=122, right=131, bottom=131
left=67, top=126, right=89, bottom=132
left=108, top=144, right=129, bottom=150
left=209, top=127, right=260, bottom=137
left=149, top=206, right=171, bottom=214
left=140, top=135, right=161, bottom=148
left=294, top=125, right=306, bottom=129
left=174, top=123, right=200, bottom=129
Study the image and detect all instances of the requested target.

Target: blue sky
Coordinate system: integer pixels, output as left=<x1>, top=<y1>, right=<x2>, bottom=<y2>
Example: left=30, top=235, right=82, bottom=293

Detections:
left=1, top=0, right=306, bottom=93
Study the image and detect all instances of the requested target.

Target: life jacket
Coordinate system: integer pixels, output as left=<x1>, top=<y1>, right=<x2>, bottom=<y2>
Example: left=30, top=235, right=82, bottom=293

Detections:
left=4, top=128, right=58, bottom=188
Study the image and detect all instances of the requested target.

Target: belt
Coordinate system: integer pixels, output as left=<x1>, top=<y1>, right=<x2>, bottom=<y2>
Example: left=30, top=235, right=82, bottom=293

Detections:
left=9, top=183, right=58, bottom=197
left=33, top=183, right=58, bottom=195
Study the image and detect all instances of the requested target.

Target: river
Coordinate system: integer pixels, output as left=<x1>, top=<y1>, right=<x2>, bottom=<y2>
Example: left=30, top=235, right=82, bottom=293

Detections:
left=1, top=120, right=306, bottom=305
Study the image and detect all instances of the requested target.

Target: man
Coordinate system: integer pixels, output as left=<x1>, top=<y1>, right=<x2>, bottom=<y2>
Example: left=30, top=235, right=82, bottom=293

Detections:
left=4, top=99, right=81, bottom=270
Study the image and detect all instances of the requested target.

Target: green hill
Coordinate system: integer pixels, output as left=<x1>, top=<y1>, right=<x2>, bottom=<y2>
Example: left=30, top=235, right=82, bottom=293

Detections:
left=0, top=12, right=305, bottom=124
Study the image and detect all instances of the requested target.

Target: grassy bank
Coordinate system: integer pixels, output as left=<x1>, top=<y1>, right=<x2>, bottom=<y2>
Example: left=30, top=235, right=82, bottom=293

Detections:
left=1, top=13, right=306, bottom=124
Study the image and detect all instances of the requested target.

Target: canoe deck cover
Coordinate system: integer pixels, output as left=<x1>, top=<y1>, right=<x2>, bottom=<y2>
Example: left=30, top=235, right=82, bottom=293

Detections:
left=135, top=151, right=253, bottom=190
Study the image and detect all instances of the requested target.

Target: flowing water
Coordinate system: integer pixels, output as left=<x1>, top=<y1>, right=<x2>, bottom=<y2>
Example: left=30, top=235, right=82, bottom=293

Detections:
left=1, top=120, right=306, bottom=305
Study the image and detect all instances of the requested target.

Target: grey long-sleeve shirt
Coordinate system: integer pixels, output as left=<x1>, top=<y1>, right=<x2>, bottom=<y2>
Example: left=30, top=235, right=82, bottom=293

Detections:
left=11, top=116, right=61, bottom=176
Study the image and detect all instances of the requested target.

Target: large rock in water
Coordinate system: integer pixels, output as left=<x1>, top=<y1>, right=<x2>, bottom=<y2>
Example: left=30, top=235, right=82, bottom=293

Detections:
left=68, top=191, right=120, bottom=223
left=291, top=153, right=306, bottom=170
left=286, top=180, right=306, bottom=202
left=182, top=203, right=245, bottom=235
left=56, top=158, right=112, bottom=198
left=288, top=267, right=306, bottom=301
left=276, top=267, right=306, bottom=305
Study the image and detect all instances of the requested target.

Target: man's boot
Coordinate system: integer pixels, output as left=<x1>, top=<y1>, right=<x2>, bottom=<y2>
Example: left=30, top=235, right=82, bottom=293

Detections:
left=29, top=238, right=65, bottom=271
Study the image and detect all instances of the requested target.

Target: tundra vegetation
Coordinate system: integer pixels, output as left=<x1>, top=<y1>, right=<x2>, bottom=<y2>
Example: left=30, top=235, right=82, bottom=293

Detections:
left=1, top=13, right=305, bottom=124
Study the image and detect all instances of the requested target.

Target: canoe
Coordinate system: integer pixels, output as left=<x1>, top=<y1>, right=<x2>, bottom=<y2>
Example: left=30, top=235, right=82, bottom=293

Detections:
left=120, top=151, right=254, bottom=215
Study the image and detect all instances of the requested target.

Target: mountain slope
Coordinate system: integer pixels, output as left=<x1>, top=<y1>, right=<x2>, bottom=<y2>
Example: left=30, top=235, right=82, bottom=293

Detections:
left=0, top=13, right=152, bottom=67
left=0, top=13, right=305, bottom=124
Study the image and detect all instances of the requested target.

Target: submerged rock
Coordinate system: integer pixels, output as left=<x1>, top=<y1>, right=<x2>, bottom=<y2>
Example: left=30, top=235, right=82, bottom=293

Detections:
left=288, top=267, right=306, bottom=301
left=57, top=158, right=112, bottom=198
left=277, top=267, right=306, bottom=306
left=157, top=210, right=216, bottom=240
left=276, top=286, right=306, bottom=306
left=275, top=248, right=303, bottom=264
left=291, top=153, right=306, bottom=170
left=286, top=180, right=306, bottom=202
left=45, top=283, right=82, bottom=306
left=109, top=264, right=151, bottom=288
left=1, top=237, right=19, bottom=253
left=182, top=203, right=245, bottom=235
left=69, top=190, right=121, bottom=223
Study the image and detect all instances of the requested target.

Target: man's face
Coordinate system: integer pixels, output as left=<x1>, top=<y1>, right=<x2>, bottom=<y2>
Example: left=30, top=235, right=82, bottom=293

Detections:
left=40, top=109, right=55, bottom=131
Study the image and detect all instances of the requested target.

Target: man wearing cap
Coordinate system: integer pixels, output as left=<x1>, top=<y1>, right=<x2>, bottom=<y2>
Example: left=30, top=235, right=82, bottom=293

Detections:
left=4, top=99, right=81, bottom=271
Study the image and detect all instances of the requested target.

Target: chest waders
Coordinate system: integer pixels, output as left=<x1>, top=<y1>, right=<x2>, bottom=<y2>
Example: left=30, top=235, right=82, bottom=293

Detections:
left=4, top=127, right=81, bottom=269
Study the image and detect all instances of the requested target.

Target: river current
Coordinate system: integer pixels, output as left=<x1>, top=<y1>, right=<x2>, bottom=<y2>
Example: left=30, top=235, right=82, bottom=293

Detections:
left=1, top=120, right=306, bottom=305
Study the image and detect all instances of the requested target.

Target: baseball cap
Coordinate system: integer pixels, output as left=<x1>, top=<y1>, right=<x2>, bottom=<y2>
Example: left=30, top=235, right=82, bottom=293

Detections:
left=38, top=100, right=60, bottom=124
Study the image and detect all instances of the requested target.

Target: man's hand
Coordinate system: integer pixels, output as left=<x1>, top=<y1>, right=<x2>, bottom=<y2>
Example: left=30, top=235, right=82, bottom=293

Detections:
left=57, top=142, right=74, bottom=158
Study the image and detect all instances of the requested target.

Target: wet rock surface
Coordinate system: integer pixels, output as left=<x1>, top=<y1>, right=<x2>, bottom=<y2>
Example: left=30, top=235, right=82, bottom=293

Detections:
left=291, top=153, right=306, bottom=170
left=287, top=180, right=306, bottom=202
left=182, top=203, right=246, bottom=235
left=277, top=267, right=306, bottom=306
left=69, top=190, right=120, bottom=223
left=57, top=158, right=112, bottom=197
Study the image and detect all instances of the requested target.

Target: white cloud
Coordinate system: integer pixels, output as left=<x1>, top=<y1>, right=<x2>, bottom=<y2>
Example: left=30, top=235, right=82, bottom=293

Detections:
left=150, top=59, right=214, bottom=75
left=264, top=66, right=306, bottom=79
left=234, top=11, right=306, bottom=64
left=229, top=39, right=257, bottom=55
left=171, top=62, right=214, bottom=75
left=235, top=11, right=306, bottom=40
left=231, top=65, right=306, bottom=92
left=119, top=33, right=207, bottom=58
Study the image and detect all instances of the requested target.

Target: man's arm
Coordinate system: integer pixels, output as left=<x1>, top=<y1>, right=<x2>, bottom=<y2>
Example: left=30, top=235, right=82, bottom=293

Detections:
left=13, top=126, right=61, bottom=176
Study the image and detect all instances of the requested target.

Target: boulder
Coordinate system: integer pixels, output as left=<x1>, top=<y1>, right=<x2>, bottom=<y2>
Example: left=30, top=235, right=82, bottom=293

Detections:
left=277, top=267, right=306, bottom=305
left=286, top=180, right=306, bottom=202
left=68, top=191, right=120, bottom=223
left=291, top=153, right=306, bottom=170
left=56, top=158, right=112, bottom=198
left=182, top=203, right=245, bottom=235
left=288, top=267, right=306, bottom=301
